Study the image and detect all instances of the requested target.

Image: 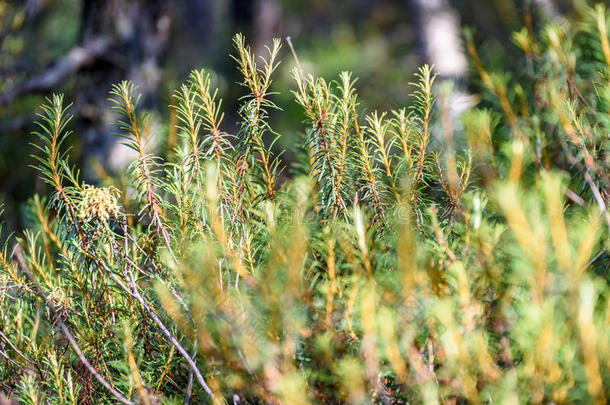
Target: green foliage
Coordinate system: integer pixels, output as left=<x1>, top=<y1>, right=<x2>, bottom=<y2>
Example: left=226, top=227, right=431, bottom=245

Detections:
left=1, top=7, right=610, bottom=404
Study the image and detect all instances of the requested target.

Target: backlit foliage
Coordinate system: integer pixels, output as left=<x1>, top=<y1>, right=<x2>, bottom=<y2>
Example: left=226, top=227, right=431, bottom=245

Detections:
left=1, top=5, right=609, bottom=404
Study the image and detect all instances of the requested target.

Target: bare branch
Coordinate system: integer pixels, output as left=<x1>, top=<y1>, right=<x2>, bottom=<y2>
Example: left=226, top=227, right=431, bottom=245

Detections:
left=558, top=137, right=610, bottom=230
left=0, top=37, right=110, bottom=108
left=11, top=245, right=134, bottom=405
left=100, top=241, right=216, bottom=400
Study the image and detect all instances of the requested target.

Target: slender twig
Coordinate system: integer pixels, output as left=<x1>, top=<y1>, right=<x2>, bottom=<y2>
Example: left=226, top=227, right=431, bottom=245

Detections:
left=184, top=343, right=197, bottom=404
left=55, top=317, right=133, bottom=405
left=0, top=329, right=37, bottom=367
left=0, top=346, right=28, bottom=372
left=583, top=249, right=605, bottom=271
left=285, top=36, right=304, bottom=74
left=97, top=245, right=215, bottom=399
left=567, top=78, right=589, bottom=107
left=565, top=188, right=586, bottom=206
left=12, top=246, right=134, bottom=405
left=116, top=222, right=189, bottom=311
left=558, top=136, right=610, bottom=230
left=122, top=273, right=214, bottom=399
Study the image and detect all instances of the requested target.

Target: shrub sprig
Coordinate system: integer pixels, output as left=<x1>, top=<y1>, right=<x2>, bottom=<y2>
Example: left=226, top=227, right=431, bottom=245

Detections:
left=1, top=15, right=609, bottom=404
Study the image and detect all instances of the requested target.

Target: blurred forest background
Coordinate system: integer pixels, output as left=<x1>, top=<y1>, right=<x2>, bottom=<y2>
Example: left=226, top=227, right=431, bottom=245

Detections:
left=0, top=0, right=581, bottom=232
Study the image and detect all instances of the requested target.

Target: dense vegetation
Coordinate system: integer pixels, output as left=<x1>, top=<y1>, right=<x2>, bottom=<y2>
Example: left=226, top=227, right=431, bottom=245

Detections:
left=1, top=4, right=609, bottom=404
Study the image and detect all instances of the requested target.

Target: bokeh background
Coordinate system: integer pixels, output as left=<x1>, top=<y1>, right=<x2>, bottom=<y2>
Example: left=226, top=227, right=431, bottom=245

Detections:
left=0, top=0, right=579, bottom=231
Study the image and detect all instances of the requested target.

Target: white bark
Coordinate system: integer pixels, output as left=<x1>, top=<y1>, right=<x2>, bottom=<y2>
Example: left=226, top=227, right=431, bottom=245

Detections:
left=410, top=0, right=476, bottom=118
left=410, top=0, right=467, bottom=79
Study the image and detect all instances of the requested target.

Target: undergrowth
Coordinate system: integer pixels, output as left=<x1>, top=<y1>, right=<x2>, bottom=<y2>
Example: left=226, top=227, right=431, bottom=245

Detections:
left=1, top=6, right=609, bottom=405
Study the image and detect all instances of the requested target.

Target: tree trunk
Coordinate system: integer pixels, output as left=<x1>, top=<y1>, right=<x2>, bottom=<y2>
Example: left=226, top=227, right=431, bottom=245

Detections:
left=409, top=0, right=467, bottom=81
left=408, top=0, right=475, bottom=121
left=76, top=0, right=171, bottom=172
